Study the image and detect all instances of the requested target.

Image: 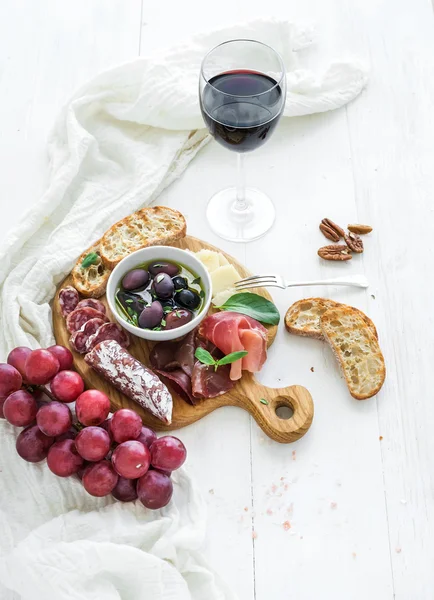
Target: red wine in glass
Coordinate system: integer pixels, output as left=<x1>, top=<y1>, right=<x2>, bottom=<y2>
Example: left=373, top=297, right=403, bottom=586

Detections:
left=200, top=70, right=283, bottom=153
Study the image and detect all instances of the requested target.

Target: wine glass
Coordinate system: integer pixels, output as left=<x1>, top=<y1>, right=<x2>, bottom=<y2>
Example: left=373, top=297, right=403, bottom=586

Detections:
left=199, top=39, right=286, bottom=242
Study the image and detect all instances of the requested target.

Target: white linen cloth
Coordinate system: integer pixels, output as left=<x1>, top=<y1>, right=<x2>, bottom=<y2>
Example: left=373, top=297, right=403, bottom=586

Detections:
left=0, top=19, right=367, bottom=600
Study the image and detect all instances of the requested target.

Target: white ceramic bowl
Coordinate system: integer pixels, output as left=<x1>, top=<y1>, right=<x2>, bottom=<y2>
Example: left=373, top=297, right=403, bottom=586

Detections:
left=106, top=246, right=212, bottom=342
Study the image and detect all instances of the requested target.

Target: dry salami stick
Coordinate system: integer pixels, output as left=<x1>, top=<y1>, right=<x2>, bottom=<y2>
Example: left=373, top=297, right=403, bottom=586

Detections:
left=85, top=340, right=173, bottom=424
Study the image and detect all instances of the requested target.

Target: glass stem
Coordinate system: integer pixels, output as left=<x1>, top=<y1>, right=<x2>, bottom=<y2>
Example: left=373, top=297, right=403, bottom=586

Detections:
left=235, top=153, right=247, bottom=211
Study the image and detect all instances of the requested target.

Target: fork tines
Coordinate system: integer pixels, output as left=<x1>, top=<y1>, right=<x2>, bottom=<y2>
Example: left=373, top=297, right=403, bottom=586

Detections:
left=235, top=275, right=280, bottom=290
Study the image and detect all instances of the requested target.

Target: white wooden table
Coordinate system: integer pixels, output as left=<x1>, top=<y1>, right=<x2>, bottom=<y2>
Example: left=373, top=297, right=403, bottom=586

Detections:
left=1, top=1, right=433, bottom=598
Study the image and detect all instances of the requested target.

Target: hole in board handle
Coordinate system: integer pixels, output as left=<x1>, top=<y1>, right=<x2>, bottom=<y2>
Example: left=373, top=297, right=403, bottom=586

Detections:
left=275, top=397, right=294, bottom=420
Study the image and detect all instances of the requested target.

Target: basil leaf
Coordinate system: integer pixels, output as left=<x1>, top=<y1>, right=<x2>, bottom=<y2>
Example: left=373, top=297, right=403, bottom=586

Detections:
left=217, top=292, right=280, bottom=325
left=194, top=347, right=217, bottom=366
left=217, top=350, right=248, bottom=366
left=161, top=319, right=166, bottom=327
left=192, top=276, right=201, bottom=286
left=81, top=252, right=100, bottom=269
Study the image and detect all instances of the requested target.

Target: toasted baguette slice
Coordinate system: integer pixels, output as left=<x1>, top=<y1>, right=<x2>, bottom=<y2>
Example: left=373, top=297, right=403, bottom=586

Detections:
left=99, top=206, right=186, bottom=269
left=285, top=298, right=378, bottom=340
left=320, top=306, right=385, bottom=400
left=71, top=242, right=111, bottom=298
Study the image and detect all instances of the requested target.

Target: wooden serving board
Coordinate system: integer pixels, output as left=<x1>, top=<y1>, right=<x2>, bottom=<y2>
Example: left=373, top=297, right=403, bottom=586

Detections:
left=53, top=236, right=314, bottom=443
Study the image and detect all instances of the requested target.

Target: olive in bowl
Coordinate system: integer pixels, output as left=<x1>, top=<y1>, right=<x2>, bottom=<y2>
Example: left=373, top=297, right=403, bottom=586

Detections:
left=106, top=246, right=212, bottom=342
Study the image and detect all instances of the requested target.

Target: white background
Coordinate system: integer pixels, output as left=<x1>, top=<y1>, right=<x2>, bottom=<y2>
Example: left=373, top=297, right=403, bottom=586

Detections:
left=0, top=1, right=433, bottom=599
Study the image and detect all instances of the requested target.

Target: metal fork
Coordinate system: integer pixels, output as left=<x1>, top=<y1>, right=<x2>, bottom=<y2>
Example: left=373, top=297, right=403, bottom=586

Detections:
left=235, top=273, right=369, bottom=291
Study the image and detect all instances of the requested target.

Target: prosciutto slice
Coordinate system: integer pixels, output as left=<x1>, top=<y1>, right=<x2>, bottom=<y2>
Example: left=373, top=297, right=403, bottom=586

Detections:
left=198, top=312, right=267, bottom=380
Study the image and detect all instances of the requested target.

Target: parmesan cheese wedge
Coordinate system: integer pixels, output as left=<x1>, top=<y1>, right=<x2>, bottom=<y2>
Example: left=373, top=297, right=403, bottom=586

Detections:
left=195, top=249, right=221, bottom=273
left=211, top=264, right=241, bottom=296
left=212, top=288, right=237, bottom=307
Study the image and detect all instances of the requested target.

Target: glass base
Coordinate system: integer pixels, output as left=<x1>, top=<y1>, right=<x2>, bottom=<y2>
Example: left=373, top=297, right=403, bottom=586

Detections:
left=206, top=187, right=275, bottom=242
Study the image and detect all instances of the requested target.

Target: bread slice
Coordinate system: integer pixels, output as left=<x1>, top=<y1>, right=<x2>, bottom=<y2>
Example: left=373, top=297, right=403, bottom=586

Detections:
left=99, top=206, right=186, bottom=269
left=71, top=242, right=111, bottom=298
left=320, top=306, right=385, bottom=399
left=285, top=298, right=378, bottom=340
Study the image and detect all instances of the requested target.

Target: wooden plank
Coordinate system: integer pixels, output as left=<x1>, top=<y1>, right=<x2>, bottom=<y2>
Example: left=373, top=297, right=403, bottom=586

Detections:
left=342, top=0, right=434, bottom=597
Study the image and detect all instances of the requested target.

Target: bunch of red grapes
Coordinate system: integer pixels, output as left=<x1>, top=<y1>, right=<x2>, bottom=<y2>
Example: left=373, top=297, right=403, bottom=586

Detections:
left=0, top=345, right=186, bottom=509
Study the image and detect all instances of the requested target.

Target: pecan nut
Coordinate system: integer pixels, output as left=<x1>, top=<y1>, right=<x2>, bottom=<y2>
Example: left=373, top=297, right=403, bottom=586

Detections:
left=345, top=232, right=364, bottom=253
left=321, top=218, right=345, bottom=239
left=318, top=245, right=352, bottom=261
left=319, top=222, right=340, bottom=242
left=347, top=224, right=373, bottom=235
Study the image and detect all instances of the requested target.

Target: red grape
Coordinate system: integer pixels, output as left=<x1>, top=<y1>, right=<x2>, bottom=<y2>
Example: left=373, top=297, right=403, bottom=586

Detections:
left=100, top=418, right=113, bottom=439
left=110, top=409, right=142, bottom=444
left=75, top=426, right=111, bottom=462
left=0, top=363, right=22, bottom=397
left=137, top=470, right=173, bottom=509
left=82, top=461, right=118, bottom=497
left=150, top=436, right=186, bottom=471
left=36, top=401, right=72, bottom=437
left=25, top=349, right=59, bottom=385
left=3, top=390, right=38, bottom=427
left=16, top=425, right=55, bottom=462
left=47, top=345, right=73, bottom=371
left=112, top=440, right=150, bottom=479
left=0, top=395, right=7, bottom=418
left=112, top=477, right=138, bottom=502
left=50, top=370, right=84, bottom=403
left=137, top=426, right=157, bottom=449
left=7, top=347, right=32, bottom=379
left=47, top=439, right=83, bottom=477
left=76, top=390, right=110, bottom=426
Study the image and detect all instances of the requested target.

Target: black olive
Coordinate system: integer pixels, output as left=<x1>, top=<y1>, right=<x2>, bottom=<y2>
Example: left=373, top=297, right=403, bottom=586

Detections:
left=174, top=288, right=201, bottom=310
left=117, top=291, right=147, bottom=317
left=122, top=269, right=149, bottom=291
left=151, top=273, right=175, bottom=299
left=164, top=309, right=193, bottom=330
left=138, top=301, right=164, bottom=329
left=148, top=261, right=180, bottom=277
left=172, top=276, right=188, bottom=291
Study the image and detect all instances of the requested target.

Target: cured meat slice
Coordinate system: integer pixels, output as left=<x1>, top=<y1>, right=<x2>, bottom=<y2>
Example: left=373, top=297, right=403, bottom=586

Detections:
left=85, top=340, right=173, bottom=424
left=149, top=330, right=196, bottom=377
left=86, top=322, right=130, bottom=351
left=199, top=312, right=267, bottom=380
left=76, top=298, right=106, bottom=315
left=69, top=318, right=106, bottom=354
left=154, top=368, right=195, bottom=404
left=66, top=307, right=108, bottom=333
left=59, top=286, right=79, bottom=317
left=151, top=330, right=233, bottom=401
left=191, top=362, right=234, bottom=399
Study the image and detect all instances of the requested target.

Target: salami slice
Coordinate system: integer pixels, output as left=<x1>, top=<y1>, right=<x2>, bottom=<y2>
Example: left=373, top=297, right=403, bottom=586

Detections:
left=76, top=298, right=106, bottom=315
left=59, top=286, right=79, bottom=317
left=69, top=318, right=106, bottom=354
left=86, top=322, right=130, bottom=352
left=85, top=340, right=172, bottom=424
left=66, top=307, right=108, bottom=333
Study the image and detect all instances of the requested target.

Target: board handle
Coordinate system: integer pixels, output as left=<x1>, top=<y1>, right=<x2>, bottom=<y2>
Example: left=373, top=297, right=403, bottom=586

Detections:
left=231, top=376, right=314, bottom=444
